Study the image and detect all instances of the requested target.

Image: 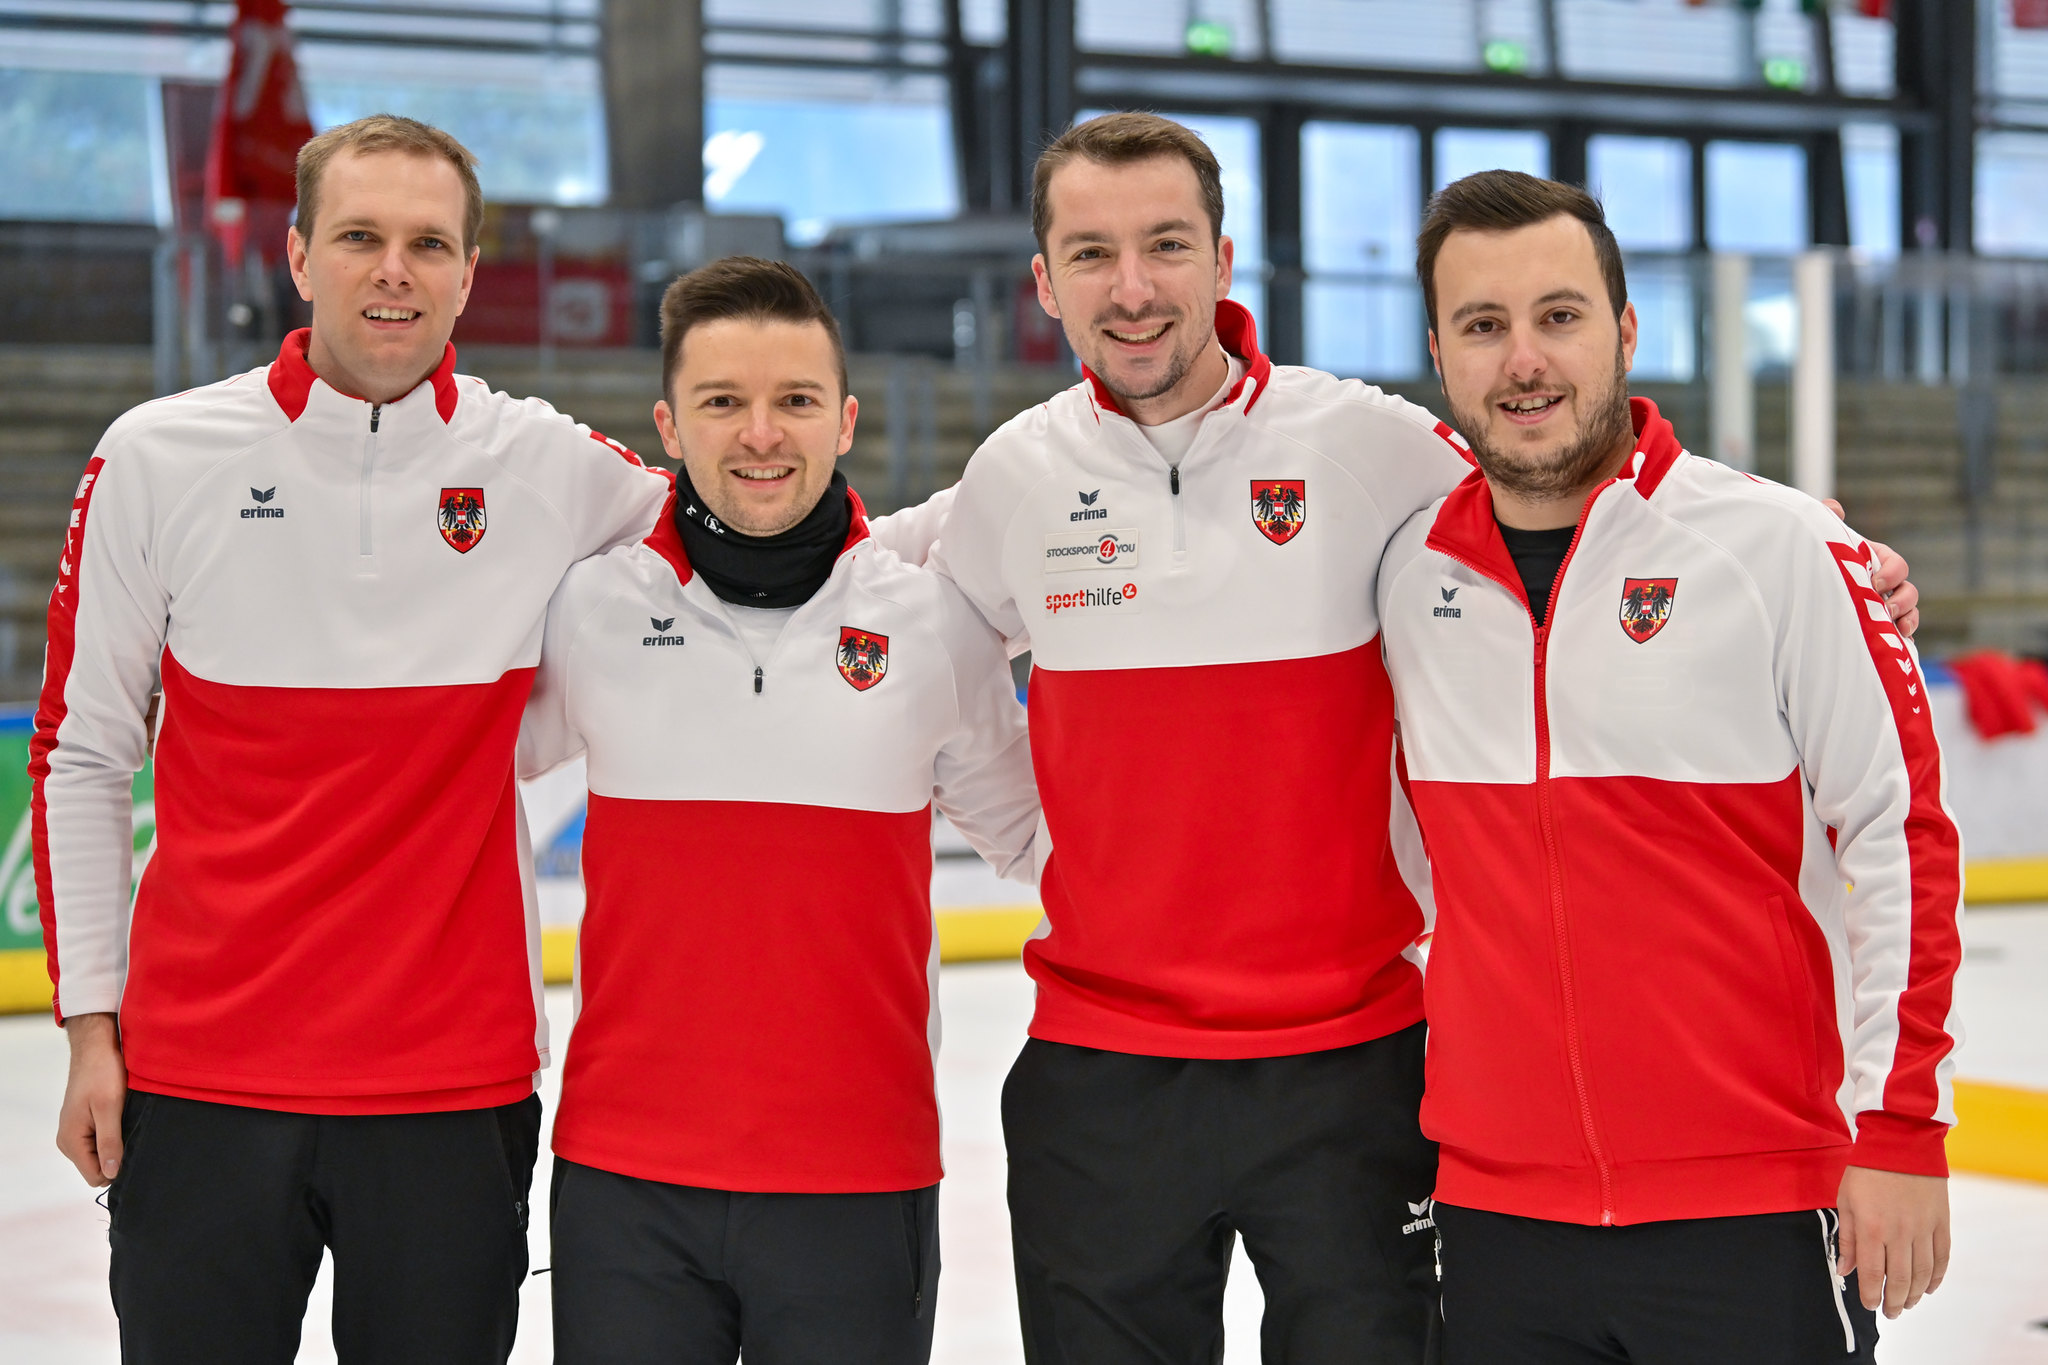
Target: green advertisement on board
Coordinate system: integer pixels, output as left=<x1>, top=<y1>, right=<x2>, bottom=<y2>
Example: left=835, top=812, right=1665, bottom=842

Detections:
left=0, top=710, right=155, bottom=954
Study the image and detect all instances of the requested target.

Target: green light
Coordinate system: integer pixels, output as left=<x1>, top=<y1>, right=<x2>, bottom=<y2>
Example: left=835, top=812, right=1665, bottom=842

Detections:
left=1482, top=39, right=1530, bottom=74
left=1762, top=56, right=1808, bottom=89
left=1185, top=20, right=1232, bottom=57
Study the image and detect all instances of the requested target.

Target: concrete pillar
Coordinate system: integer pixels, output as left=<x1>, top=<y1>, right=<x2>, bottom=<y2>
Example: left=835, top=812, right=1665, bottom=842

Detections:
left=1709, top=253, right=1753, bottom=472
left=602, top=0, right=703, bottom=210
left=1791, top=249, right=1836, bottom=501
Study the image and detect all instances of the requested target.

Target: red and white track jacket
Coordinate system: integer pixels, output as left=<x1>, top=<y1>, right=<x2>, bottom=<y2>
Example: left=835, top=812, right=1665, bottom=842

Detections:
left=1377, top=398, right=1963, bottom=1226
left=909, top=302, right=1469, bottom=1058
left=32, top=330, right=670, bottom=1113
left=519, top=490, right=1038, bottom=1192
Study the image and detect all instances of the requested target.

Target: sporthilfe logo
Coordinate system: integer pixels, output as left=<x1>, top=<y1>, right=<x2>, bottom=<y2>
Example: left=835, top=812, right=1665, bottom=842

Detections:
left=1044, top=582, right=1138, bottom=616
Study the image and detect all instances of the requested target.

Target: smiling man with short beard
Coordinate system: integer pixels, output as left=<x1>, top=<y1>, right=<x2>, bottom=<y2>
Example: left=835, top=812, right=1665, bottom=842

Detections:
left=1377, top=170, right=1961, bottom=1364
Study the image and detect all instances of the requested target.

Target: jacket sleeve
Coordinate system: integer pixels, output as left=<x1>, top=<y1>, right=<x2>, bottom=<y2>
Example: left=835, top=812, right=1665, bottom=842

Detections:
left=925, top=449, right=1030, bottom=653
left=547, top=416, right=672, bottom=560
left=30, top=448, right=168, bottom=1023
left=1774, top=512, right=1964, bottom=1177
left=865, top=484, right=957, bottom=568
left=518, top=572, right=595, bottom=780
left=928, top=584, right=1040, bottom=885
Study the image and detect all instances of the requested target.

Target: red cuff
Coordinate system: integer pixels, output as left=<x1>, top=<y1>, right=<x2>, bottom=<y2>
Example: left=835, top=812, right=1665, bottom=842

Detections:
left=1850, top=1110, right=1950, bottom=1177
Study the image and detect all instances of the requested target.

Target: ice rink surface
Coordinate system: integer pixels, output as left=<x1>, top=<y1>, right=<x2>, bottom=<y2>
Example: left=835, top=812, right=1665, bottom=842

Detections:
left=5, top=908, right=2047, bottom=1363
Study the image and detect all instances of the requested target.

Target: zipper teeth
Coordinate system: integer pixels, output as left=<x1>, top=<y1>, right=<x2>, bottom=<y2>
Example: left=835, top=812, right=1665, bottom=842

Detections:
left=358, top=411, right=378, bottom=557
left=1437, top=523, right=1615, bottom=1225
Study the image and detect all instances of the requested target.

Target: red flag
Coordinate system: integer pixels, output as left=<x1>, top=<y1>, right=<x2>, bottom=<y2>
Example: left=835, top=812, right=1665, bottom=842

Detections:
left=1859, top=0, right=1890, bottom=17
left=204, top=0, right=315, bottom=267
left=2017, top=0, right=2048, bottom=27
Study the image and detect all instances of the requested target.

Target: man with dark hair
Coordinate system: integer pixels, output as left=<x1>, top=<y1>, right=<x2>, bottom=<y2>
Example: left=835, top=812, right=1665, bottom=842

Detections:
left=870, top=113, right=1925, bottom=1364
left=524, top=256, right=1040, bottom=1365
left=36, top=115, right=671, bottom=1362
left=1378, top=168, right=1960, bottom=1361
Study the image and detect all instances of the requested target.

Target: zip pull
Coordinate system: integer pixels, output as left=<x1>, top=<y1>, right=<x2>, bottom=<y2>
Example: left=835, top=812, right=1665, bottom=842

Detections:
left=753, top=666, right=763, bottom=695
left=1169, top=466, right=1180, bottom=495
left=369, top=404, right=381, bottom=433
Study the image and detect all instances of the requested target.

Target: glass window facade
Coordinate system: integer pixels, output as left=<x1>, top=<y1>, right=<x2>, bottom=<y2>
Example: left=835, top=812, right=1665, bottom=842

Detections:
left=1977, top=130, right=2048, bottom=257
left=1843, top=122, right=1900, bottom=259
left=705, top=69, right=958, bottom=245
left=1587, top=134, right=1691, bottom=251
left=1435, top=126, right=1548, bottom=188
left=0, top=68, right=164, bottom=222
left=1302, top=121, right=1422, bottom=378
left=1705, top=140, right=1808, bottom=253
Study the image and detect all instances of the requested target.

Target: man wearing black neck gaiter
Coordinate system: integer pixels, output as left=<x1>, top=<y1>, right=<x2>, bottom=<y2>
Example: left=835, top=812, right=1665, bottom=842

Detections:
left=531, top=258, right=1040, bottom=1365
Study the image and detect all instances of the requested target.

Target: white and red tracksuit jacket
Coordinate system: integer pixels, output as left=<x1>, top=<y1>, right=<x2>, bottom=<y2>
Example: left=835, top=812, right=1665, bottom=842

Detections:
left=518, top=489, right=1039, bottom=1192
left=904, top=302, right=1470, bottom=1058
left=32, top=329, right=670, bottom=1113
left=1377, top=398, right=1964, bottom=1226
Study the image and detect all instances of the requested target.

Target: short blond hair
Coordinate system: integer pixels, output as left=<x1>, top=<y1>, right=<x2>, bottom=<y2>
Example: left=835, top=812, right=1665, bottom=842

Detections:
left=295, top=114, right=484, bottom=252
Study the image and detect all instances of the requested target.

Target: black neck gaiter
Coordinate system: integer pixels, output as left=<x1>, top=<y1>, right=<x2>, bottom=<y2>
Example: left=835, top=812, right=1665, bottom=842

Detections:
left=673, top=467, right=854, bottom=608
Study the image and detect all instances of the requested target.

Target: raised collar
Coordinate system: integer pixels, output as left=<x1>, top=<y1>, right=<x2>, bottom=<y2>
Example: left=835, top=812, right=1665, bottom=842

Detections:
left=642, top=478, right=874, bottom=591
left=266, top=327, right=461, bottom=424
left=1423, top=396, right=1684, bottom=603
left=1081, top=299, right=1274, bottom=422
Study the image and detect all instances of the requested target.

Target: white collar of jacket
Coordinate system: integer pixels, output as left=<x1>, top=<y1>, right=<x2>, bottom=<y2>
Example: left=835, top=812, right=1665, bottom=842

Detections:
left=1078, top=299, right=1275, bottom=425
left=265, top=326, right=463, bottom=432
left=639, top=475, right=875, bottom=592
left=1423, top=396, right=1685, bottom=604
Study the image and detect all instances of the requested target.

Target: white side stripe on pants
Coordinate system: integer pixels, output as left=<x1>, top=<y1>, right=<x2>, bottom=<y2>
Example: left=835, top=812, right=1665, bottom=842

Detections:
left=1819, top=1208, right=1856, bottom=1353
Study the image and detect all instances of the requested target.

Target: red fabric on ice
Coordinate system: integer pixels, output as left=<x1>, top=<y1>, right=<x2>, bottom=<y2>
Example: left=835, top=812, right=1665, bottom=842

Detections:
left=554, top=797, right=940, bottom=1194
left=1022, top=642, right=1425, bottom=1059
left=205, top=0, right=314, bottom=265
left=117, top=651, right=542, bottom=1112
left=1946, top=650, right=2048, bottom=740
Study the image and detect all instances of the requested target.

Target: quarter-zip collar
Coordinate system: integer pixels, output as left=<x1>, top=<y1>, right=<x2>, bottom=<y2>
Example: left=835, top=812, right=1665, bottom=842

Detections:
left=1423, top=396, right=1681, bottom=613
left=266, top=326, right=462, bottom=426
left=1080, top=299, right=1273, bottom=424
left=642, top=479, right=873, bottom=594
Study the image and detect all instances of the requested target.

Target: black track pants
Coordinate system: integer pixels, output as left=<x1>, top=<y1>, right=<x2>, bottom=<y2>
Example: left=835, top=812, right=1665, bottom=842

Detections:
left=1434, top=1202, right=1880, bottom=1364
left=1003, top=1023, right=1440, bottom=1365
left=106, top=1089, right=540, bottom=1365
left=549, top=1158, right=939, bottom=1365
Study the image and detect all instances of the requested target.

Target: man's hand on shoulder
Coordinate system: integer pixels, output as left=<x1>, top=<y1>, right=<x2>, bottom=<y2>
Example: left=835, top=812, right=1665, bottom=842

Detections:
left=1836, top=1164, right=1950, bottom=1319
left=57, top=1012, right=127, bottom=1187
left=1822, top=499, right=1919, bottom=639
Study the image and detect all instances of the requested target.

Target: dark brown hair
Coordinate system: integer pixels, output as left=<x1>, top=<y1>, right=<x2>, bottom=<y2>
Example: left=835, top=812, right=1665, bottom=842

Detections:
left=1032, top=112, right=1226, bottom=253
left=296, top=114, right=484, bottom=252
left=1416, top=170, right=1628, bottom=331
left=659, top=256, right=848, bottom=401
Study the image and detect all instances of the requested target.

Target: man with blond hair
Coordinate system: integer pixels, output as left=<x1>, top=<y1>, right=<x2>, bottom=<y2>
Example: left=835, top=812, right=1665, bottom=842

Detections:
left=34, top=114, right=669, bottom=1362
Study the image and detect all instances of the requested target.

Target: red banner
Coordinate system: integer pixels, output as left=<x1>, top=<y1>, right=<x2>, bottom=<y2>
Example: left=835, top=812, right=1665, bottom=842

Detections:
left=204, top=0, right=315, bottom=266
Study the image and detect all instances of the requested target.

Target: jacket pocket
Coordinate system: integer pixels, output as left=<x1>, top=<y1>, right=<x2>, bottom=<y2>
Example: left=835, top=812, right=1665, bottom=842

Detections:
left=1766, top=896, right=1826, bottom=1101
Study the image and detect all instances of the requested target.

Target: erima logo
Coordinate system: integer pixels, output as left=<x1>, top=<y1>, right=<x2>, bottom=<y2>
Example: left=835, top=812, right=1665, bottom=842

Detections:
left=1403, top=1198, right=1436, bottom=1236
left=241, top=486, right=284, bottom=519
left=1433, top=586, right=1461, bottom=619
left=644, top=616, right=684, bottom=647
left=1071, top=489, right=1107, bottom=522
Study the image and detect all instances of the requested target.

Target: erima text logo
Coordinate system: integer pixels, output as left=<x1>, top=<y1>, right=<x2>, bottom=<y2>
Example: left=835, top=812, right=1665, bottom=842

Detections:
left=1433, top=586, right=1460, bottom=619
left=644, top=616, right=684, bottom=647
left=241, top=487, right=283, bottom=519
left=1071, top=489, right=1107, bottom=522
left=1403, top=1198, right=1436, bottom=1236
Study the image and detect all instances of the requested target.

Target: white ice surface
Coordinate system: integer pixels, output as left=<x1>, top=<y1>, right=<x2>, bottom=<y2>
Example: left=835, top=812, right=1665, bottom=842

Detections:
left=5, top=912, right=2048, bottom=1362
